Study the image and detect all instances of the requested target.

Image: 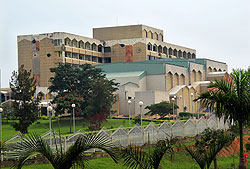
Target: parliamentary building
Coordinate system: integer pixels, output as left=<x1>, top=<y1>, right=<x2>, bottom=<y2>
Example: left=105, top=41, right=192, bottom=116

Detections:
left=16, top=24, right=227, bottom=116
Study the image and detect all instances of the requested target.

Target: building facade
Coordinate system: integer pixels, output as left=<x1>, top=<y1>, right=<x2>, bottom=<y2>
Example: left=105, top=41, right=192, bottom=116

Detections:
left=17, top=24, right=197, bottom=87
left=16, top=24, right=228, bottom=117
left=96, top=58, right=227, bottom=116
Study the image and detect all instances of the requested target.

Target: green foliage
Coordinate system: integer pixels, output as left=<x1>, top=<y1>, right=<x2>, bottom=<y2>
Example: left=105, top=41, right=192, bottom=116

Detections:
left=120, top=136, right=179, bottom=169
left=1, top=101, right=15, bottom=120
left=186, top=128, right=234, bottom=169
left=12, top=132, right=118, bottom=169
left=49, top=64, right=119, bottom=119
left=9, top=65, right=40, bottom=134
left=133, top=115, right=141, bottom=124
left=145, top=101, right=178, bottom=119
left=195, top=69, right=250, bottom=166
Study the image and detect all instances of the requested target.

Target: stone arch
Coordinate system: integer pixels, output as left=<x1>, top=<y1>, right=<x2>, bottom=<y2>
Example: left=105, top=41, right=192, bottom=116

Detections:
left=183, top=51, right=187, bottom=58
left=154, top=32, right=158, bottom=40
left=223, top=69, right=226, bottom=72
left=159, top=33, right=163, bottom=41
left=169, top=48, right=173, bottom=55
left=173, top=49, right=177, bottom=57
left=85, top=42, right=90, bottom=50
left=197, top=71, right=202, bottom=81
left=64, top=37, right=71, bottom=46
left=213, top=68, right=217, bottom=72
left=187, top=52, right=191, bottom=58
left=180, top=74, right=185, bottom=85
left=79, top=40, right=84, bottom=49
left=147, top=43, right=152, bottom=50
left=148, top=31, right=153, bottom=39
left=92, top=43, right=97, bottom=51
left=98, top=44, right=103, bottom=52
left=191, top=70, right=196, bottom=84
left=173, top=73, right=179, bottom=87
left=158, top=45, right=162, bottom=53
left=218, top=69, right=222, bottom=72
left=208, top=67, right=212, bottom=73
left=142, top=29, right=147, bottom=38
left=178, top=50, right=182, bottom=58
left=153, top=44, right=157, bottom=52
left=72, top=39, right=77, bottom=47
left=192, top=53, right=196, bottom=58
left=166, top=72, right=173, bottom=91
left=163, top=46, right=168, bottom=54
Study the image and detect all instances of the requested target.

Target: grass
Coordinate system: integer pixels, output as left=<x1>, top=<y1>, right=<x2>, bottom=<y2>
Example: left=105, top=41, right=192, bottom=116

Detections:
left=2, top=152, right=245, bottom=169
left=2, top=118, right=154, bottom=141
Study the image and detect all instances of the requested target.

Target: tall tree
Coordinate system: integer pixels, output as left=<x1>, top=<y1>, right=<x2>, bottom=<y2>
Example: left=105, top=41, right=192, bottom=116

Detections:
left=49, top=64, right=118, bottom=126
left=195, top=69, right=250, bottom=169
left=9, top=65, right=40, bottom=134
left=145, top=101, right=178, bottom=119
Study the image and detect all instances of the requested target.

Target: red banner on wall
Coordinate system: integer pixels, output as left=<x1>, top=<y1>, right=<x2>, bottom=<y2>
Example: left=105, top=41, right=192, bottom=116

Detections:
left=33, top=74, right=40, bottom=86
left=125, top=45, right=133, bottom=62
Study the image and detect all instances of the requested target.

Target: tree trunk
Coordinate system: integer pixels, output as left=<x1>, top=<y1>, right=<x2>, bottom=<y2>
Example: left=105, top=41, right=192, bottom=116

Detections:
left=214, top=157, right=218, bottom=169
left=238, top=122, right=246, bottom=169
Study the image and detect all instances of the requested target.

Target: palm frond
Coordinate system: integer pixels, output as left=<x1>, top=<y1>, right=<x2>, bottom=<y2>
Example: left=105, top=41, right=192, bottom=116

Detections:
left=120, top=145, right=152, bottom=169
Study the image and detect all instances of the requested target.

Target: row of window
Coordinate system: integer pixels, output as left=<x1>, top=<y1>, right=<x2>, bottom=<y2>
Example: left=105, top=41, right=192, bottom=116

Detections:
left=64, top=52, right=111, bottom=63
left=147, top=43, right=196, bottom=58
left=143, top=30, right=163, bottom=42
left=54, top=39, right=103, bottom=52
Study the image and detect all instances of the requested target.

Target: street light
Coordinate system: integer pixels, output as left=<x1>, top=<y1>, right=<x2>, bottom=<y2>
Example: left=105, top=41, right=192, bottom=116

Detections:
left=72, top=104, right=76, bottom=133
left=128, top=100, right=132, bottom=127
left=139, top=101, right=143, bottom=127
left=197, top=99, right=200, bottom=119
left=47, top=106, right=53, bottom=146
left=172, top=97, right=176, bottom=120
left=190, top=93, right=194, bottom=118
left=0, top=108, right=3, bottom=143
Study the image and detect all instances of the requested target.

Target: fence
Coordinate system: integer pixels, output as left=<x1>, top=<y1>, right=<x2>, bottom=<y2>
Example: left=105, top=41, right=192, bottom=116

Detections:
left=65, top=116, right=229, bottom=147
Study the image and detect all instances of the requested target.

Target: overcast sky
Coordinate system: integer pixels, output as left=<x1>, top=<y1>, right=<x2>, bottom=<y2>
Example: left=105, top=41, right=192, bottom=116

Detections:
left=0, top=0, right=249, bottom=88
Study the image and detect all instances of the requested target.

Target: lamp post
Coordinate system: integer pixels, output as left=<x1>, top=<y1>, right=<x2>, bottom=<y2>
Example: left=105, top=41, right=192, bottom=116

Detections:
left=0, top=108, right=3, bottom=144
left=172, top=97, right=176, bottom=120
left=190, top=93, right=194, bottom=118
left=72, top=104, right=76, bottom=133
left=197, top=99, right=200, bottom=119
left=47, top=106, right=53, bottom=146
left=139, top=101, right=143, bottom=127
left=128, top=100, right=131, bottom=127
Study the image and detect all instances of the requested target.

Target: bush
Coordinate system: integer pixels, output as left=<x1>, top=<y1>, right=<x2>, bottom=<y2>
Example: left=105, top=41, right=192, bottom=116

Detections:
left=40, top=115, right=56, bottom=120
left=133, top=115, right=141, bottom=124
left=179, top=112, right=192, bottom=117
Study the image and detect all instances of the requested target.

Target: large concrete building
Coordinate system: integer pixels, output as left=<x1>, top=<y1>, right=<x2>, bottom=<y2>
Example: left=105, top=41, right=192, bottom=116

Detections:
left=15, top=24, right=228, bottom=116
left=96, top=58, right=227, bottom=116
left=17, top=24, right=196, bottom=87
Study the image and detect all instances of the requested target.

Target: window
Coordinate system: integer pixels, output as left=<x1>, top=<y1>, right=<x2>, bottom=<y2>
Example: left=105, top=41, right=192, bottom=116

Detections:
left=58, top=51, right=61, bottom=57
left=54, top=39, right=61, bottom=46
left=79, top=54, right=84, bottom=60
left=98, top=57, right=103, bottom=63
left=104, top=47, right=111, bottom=52
left=104, top=57, right=111, bottom=63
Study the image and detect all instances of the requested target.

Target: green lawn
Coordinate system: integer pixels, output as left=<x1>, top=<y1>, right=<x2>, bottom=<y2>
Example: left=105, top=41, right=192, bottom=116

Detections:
left=2, top=152, right=245, bottom=169
left=2, top=118, right=154, bottom=141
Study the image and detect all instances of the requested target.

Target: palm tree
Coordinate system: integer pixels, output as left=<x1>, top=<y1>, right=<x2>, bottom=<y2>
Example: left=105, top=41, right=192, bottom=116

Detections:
left=13, top=132, right=118, bottom=169
left=120, top=136, right=178, bottom=169
left=195, top=69, right=250, bottom=169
